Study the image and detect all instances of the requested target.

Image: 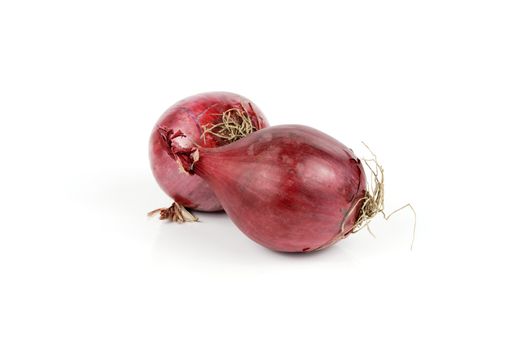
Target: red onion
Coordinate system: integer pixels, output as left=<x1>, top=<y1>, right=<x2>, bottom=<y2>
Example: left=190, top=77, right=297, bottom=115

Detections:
left=165, top=125, right=378, bottom=252
left=149, top=92, right=268, bottom=221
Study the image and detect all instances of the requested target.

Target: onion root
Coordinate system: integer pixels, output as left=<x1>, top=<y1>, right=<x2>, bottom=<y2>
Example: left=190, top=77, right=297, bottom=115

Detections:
left=201, top=108, right=256, bottom=143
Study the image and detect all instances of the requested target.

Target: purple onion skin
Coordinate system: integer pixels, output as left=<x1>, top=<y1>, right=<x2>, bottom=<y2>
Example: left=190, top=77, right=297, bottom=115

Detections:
left=191, top=125, right=367, bottom=252
left=149, top=92, right=267, bottom=212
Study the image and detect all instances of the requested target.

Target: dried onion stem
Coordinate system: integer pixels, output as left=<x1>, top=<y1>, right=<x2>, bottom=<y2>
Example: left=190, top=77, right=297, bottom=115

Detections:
left=148, top=202, right=198, bottom=223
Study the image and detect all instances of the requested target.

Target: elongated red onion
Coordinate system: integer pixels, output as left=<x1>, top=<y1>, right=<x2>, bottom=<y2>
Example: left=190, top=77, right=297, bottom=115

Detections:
left=165, top=125, right=372, bottom=252
left=149, top=92, right=268, bottom=221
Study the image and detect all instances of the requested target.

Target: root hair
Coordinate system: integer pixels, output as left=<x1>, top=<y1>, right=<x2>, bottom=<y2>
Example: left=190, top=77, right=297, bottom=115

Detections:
left=201, top=107, right=255, bottom=143
left=346, top=143, right=417, bottom=250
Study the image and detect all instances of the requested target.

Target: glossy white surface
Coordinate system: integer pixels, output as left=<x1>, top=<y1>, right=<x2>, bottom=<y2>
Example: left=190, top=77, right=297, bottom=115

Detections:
left=1, top=1, right=524, bottom=349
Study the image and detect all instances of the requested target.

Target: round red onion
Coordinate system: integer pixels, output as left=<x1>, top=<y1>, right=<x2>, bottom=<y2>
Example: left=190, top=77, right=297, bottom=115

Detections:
left=165, top=125, right=369, bottom=252
left=149, top=92, right=268, bottom=218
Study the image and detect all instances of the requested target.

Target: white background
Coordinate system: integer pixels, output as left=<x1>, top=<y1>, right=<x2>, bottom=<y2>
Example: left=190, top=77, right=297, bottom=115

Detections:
left=1, top=1, right=524, bottom=349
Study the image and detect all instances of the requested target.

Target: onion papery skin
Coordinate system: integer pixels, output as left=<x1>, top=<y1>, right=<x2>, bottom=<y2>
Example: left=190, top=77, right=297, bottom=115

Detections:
left=190, top=125, right=367, bottom=252
left=149, top=92, right=268, bottom=212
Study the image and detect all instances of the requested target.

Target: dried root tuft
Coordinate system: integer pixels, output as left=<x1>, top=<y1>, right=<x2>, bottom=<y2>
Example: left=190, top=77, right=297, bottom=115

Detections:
left=350, top=144, right=385, bottom=233
left=201, top=108, right=255, bottom=143
left=342, top=143, right=417, bottom=249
